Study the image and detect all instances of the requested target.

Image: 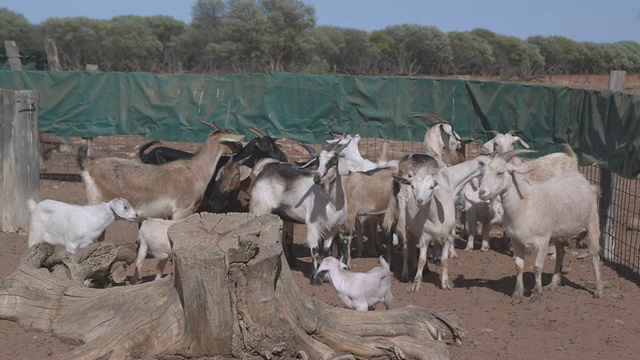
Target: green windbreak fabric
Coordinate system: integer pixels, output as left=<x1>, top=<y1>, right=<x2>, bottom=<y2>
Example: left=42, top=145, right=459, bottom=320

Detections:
left=0, top=70, right=639, bottom=178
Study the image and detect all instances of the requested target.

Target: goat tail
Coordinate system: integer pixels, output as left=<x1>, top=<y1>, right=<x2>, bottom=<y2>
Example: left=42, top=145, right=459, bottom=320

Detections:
left=138, top=140, right=161, bottom=160
left=382, top=180, right=400, bottom=235
left=563, top=143, right=578, bottom=162
left=378, top=255, right=390, bottom=271
left=377, top=142, right=389, bottom=164
left=591, top=184, right=602, bottom=199
left=76, top=145, right=90, bottom=171
left=26, top=198, right=37, bottom=214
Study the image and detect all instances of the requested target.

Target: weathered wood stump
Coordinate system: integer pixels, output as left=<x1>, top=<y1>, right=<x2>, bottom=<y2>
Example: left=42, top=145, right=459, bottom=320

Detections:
left=0, top=213, right=465, bottom=359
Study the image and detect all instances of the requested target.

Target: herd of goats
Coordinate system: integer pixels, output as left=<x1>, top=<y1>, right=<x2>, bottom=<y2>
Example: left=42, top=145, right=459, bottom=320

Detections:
left=25, top=115, right=604, bottom=310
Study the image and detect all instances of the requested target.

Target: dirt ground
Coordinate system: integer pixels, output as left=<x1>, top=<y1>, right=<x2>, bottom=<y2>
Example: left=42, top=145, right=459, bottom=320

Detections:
left=1, top=179, right=639, bottom=360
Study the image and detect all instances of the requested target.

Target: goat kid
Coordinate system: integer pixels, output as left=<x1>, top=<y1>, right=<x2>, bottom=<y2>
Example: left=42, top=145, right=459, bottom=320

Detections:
left=27, top=197, right=138, bottom=254
left=478, top=150, right=603, bottom=303
left=130, top=218, right=179, bottom=284
left=317, top=256, right=393, bottom=311
left=250, top=140, right=350, bottom=285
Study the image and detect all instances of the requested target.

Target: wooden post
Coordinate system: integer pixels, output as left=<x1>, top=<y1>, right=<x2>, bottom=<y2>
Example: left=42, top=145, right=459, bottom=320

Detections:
left=0, top=89, right=41, bottom=232
left=4, top=41, right=22, bottom=71
left=599, top=70, right=625, bottom=260
left=43, top=39, right=61, bottom=71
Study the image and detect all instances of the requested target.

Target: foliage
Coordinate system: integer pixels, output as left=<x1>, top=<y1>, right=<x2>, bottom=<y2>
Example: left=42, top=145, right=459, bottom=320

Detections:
left=0, top=4, right=638, bottom=76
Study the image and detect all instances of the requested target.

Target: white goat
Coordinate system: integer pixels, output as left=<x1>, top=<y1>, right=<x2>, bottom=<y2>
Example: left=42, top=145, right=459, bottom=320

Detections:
left=477, top=150, right=603, bottom=303
left=77, top=122, right=244, bottom=220
left=27, top=197, right=138, bottom=254
left=386, top=116, right=465, bottom=280
left=384, top=154, right=489, bottom=291
left=130, top=218, right=179, bottom=285
left=317, top=256, right=393, bottom=311
left=327, top=133, right=398, bottom=175
left=464, top=133, right=578, bottom=253
left=250, top=140, right=350, bottom=284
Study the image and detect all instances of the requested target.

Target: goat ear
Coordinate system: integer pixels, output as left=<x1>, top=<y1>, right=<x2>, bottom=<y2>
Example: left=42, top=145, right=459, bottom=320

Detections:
left=482, top=139, right=495, bottom=153
left=507, top=162, right=531, bottom=175
left=393, top=174, right=411, bottom=185
left=514, top=136, right=530, bottom=149
left=238, top=165, right=252, bottom=181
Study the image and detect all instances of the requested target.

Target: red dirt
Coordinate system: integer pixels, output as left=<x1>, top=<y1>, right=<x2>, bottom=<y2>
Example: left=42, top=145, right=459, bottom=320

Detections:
left=1, top=179, right=639, bottom=360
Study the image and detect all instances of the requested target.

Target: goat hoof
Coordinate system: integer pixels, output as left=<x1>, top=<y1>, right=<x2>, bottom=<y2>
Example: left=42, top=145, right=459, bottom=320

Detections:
left=407, top=282, right=421, bottom=292
left=529, top=293, right=542, bottom=302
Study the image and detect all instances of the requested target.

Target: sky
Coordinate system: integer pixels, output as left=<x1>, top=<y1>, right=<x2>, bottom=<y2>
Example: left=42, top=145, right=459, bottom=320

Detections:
left=1, top=0, right=639, bottom=43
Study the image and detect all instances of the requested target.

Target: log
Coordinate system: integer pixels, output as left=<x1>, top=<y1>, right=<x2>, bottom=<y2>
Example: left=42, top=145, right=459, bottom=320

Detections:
left=0, top=213, right=464, bottom=359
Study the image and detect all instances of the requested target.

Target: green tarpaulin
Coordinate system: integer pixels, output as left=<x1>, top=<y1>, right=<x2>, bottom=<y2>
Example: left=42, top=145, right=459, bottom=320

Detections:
left=0, top=71, right=638, bottom=178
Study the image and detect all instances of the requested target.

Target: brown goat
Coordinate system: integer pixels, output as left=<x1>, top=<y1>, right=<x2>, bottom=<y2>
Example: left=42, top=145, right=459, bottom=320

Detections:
left=77, top=121, right=245, bottom=220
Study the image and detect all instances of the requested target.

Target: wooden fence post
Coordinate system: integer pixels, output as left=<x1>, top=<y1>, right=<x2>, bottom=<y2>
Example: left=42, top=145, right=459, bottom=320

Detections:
left=599, top=70, right=626, bottom=260
left=0, top=89, right=41, bottom=232
left=4, top=41, right=22, bottom=71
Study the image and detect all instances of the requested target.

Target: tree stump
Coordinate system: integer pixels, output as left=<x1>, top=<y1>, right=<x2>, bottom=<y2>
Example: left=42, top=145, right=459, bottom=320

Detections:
left=0, top=213, right=465, bottom=360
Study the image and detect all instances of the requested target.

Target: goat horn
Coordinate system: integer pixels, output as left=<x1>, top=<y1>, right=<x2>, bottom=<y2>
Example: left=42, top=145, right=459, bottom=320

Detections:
left=499, top=149, right=537, bottom=162
left=410, top=114, right=448, bottom=124
left=333, top=139, right=352, bottom=154
left=200, top=121, right=223, bottom=132
left=507, top=129, right=520, bottom=136
left=248, top=127, right=266, bottom=138
left=297, top=142, right=318, bottom=157
left=484, top=130, right=501, bottom=135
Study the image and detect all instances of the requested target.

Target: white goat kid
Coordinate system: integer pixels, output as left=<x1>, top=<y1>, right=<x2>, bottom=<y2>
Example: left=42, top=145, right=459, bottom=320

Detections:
left=27, top=197, right=138, bottom=254
left=130, top=218, right=179, bottom=284
left=478, top=150, right=603, bottom=303
left=250, top=140, right=350, bottom=284
left=317, top=256, right=393, bottom=311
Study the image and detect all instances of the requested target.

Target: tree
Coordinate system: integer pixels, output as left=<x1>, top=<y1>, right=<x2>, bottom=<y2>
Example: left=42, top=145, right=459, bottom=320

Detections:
left=370, top=24, right=451, bottom=76
left=102, top=15, right=163, bottom=71
left=527, top=36, right=587, bottom=74
left=0, top=7, right=37, bottom=48
left=471, top=29, right=544, bottom=80
left=446, top=31, right=494, bottom=75
left=144, top=16, right=188, bottom=73
left=37, top=17, right=107, bottom=70
left=309, top=26, right=378, bottom=75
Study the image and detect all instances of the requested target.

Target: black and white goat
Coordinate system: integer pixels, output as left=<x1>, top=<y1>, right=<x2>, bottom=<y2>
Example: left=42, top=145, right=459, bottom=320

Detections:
left=250, top=140, right=350, bottom=284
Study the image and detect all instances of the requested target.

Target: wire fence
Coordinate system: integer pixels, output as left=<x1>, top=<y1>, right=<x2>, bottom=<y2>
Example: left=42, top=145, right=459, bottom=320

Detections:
left=37, top=132, right=640, bottom=284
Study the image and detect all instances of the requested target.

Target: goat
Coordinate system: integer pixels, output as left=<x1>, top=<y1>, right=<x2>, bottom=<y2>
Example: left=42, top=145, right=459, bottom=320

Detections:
left=326, top=133, right=398, bottom=175
left=482, top=130, right=530, bottom=154
left=339, top=167, right=396, bottom=266
left=464, top=140, right=579, bottom=252
left=130, top=218, right=178, bottom=285
left=384, top=154, right=489, bottom=291
left=250, top=140, right=350, bottom=284
left=27, top=197, right=138, bottom=254
left=413, top=114, right=464, bottom=166
left=316, top=256, right=393, bottom=311
left=477, top=149, right=603, bottom=303
left=77, top=121, right=245, bottom=220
